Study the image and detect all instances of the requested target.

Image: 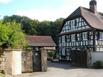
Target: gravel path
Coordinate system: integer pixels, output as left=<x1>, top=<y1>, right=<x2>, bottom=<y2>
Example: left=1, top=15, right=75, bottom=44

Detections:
left=14, top=61, right=103, bottom=77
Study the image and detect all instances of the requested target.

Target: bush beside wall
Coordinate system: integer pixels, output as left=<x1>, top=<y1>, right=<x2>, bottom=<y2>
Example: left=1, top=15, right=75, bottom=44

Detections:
left=93, top=61, right=103, bottom=69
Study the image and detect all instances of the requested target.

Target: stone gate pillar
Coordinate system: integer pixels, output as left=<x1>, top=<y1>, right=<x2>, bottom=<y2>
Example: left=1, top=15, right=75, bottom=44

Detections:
left=40, top=47, right=47, bottom=72
left=4, top=49, right=22, bottom=75
left=22, top=51, right=33, bottom=73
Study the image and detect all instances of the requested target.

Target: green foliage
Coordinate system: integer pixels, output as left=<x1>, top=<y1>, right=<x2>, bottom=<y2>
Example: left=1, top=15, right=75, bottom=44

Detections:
left=36, top=21, right=52, bottom=35
left=47, top=51, right=55, bottom=58
left=3, top=15, right=64, bottom=45
left=93, top=61, right=103, bottom=69
left=3, top=15, right=38, bottom=35
left=0, top=21, right=26, bottom=49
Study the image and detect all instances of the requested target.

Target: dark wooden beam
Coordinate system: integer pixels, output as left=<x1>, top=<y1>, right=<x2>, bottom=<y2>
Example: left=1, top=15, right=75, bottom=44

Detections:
left=93, top=30, right=96, bottom=52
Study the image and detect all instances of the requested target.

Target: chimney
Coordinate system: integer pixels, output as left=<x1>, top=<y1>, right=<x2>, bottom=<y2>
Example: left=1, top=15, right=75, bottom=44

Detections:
left=89, top=0, right=97, bottom=13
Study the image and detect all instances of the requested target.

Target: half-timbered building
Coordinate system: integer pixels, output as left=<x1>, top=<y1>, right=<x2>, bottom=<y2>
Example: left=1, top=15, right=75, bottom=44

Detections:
left=59, top=0, right=103, bottom=65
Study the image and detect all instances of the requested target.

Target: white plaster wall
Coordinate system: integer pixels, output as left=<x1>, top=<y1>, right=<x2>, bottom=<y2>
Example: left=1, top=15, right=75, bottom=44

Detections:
left=43, top=47, right=55, bottom=50
left=91, top=52, right=103, bottom=65
left=12, top=50, right=22, bottom=75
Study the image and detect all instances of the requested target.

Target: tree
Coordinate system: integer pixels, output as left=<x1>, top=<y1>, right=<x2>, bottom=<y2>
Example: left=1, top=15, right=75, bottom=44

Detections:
left=3, top=15, right=64, bottom=45
left=52, top=18, right=64, bottom=44
left=36, top=21, right=52, bottom=35
left=0, top=21, right=26, bottom=49
left=3, top=15, right=38, bottom=35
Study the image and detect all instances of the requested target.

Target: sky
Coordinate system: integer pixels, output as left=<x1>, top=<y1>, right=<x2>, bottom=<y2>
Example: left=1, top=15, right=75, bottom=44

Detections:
left=0, top=0, right=103, bottom=21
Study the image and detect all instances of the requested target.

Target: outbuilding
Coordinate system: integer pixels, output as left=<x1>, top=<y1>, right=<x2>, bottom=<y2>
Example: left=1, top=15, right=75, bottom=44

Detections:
left=22, top=35, right=56, bottom=72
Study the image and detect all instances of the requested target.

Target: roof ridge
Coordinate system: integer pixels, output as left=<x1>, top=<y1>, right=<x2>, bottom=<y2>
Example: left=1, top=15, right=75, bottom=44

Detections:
left=26, top=35, right=51, bottom=37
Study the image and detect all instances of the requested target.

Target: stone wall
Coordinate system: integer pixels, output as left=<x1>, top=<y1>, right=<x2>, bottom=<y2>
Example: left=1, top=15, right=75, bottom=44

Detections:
left=3, top=50, right=33, bottom=75
left=0, top=49, right=4, bottom=71
left=1, top=47, right=47, bottom=75
left=40, top=48, right=47, bottom=72
left=22, top=51, right=33, bottom=73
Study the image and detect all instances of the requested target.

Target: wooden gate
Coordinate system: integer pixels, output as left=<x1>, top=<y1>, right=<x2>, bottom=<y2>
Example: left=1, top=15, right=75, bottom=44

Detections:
left=70, top=50, right=87, bottom=67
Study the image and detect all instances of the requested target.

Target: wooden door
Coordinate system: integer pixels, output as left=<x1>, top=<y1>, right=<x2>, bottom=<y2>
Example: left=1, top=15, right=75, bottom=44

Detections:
left=70, top=50, right=87, bottom=67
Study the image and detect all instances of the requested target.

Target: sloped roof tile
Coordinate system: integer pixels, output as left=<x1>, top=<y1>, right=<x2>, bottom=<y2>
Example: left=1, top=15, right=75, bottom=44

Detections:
left=26, top=35, right=56, bottom=47
left=60, top=6, right=103, bottom=33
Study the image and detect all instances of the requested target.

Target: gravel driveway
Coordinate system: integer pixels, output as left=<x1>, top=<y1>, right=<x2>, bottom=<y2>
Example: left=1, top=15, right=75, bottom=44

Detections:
left=14, top=61, right=103, bottom=77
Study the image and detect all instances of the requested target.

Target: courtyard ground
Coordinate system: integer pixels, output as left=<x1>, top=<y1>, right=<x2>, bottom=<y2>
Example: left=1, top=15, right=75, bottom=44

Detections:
left=8, top=61, right=103, bottom=77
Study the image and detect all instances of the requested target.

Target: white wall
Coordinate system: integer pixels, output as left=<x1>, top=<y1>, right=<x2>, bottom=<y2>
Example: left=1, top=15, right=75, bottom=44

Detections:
left=12, top=50, right=22, bottom=75
left=91, top=52, right=103, bottom=65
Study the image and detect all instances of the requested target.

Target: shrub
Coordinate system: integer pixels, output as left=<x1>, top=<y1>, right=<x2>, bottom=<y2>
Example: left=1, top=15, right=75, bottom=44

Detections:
left=93, top=61, right=103, bottom=69
left=47, top=51, right=55, bottom=58
left=0, top=21, right=27, bottom=49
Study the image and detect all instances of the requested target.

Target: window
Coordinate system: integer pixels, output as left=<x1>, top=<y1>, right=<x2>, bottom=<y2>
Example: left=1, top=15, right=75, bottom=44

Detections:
left=88, top=32, right=93, bottom=40
left=72, top=20, right=74, bottom=26
left=76, top=18, right=79, bottom=23
left=76, top=33, right=81, bottom=41
left=62, top=47, right=66, bottom=56
left=67, top=35, right=71, bottom=42
left=84, top=22, right=87, bottom=26
left=71, top=34, right=75, bottom=42
left=62, top=36, right=65, bottom=43
left=67, top=43, right=69, bottom=46
left=95, top=32, right=100, bottom=40
left=83, top=32, right=87, bottom=40
left=74, top=19, right=77, bottom=27
left=81, top=22, right=85, bottom=27
left=77, top=34, right=80, bottom=41
left=70, top=42, right=71, bottom=46
left=100, top=32, right=103, bottom=40
left=96, top=47, right=103, bottom=52
left=78, top=22, right=81, bottom=27
left=81, top=42, right=82, bottom=46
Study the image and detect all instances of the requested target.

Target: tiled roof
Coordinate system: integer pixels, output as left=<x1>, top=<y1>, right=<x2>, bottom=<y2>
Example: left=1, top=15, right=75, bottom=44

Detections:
left=60, top=6, right=103, bottom=32
left=26, top=35, right=56, bottom=47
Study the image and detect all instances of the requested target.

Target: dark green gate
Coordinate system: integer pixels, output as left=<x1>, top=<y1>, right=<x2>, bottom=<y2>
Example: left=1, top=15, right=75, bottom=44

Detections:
left=32, top=47, right=41, bottom=71
left=70, top=50, right=87, bottom=67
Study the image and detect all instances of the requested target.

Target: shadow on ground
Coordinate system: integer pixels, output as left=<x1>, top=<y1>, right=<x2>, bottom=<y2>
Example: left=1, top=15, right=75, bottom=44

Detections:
left=48, top=61, right=79, bottom=70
